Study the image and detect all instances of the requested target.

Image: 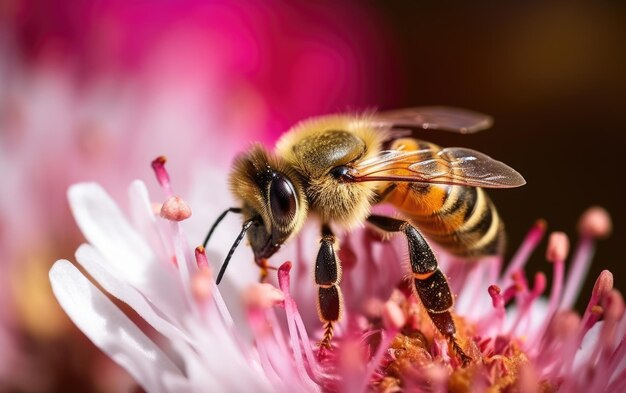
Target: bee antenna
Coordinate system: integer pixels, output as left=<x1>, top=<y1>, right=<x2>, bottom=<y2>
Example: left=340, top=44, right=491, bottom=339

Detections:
left=216, top=219, right=254, bottom=285
left=203, top=207, right=242, bottom=248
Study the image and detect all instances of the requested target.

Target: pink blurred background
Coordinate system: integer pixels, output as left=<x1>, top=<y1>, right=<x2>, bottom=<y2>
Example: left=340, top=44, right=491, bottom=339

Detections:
left=0, top=1, right=624, bottom=391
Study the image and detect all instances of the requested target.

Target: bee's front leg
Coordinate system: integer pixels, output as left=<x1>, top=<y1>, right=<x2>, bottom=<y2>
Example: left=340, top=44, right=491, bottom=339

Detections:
left=367, top=214, right=471, bottom=366
left=315, top=224, right=343, bottom=349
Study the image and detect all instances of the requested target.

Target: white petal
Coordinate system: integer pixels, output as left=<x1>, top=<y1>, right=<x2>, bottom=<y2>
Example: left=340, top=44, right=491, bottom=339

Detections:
left=68, top=182, right=189, bottom=320
left=128, top=180, right=164, bottom=254
left=75, top=244, right=192, bottom=343
left=183, top=317, right=274, bottom=393
left=49, top=260, right=185, bottom=393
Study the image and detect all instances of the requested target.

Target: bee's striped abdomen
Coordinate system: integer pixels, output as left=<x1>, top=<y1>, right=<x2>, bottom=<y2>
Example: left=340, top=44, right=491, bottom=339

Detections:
left=382, top=139, right=505, bottom=258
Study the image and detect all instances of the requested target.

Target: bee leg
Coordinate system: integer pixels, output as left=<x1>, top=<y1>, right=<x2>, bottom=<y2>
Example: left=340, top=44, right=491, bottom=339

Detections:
left=366, top=215, right=471, bottom=366
left=315, top=224, right=343, bottom=350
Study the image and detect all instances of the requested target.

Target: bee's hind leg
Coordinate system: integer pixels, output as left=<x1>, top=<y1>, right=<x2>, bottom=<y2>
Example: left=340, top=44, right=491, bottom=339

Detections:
left=366, top=214, right=471, bottom=367
left=315, top=224, right=343, bottom=350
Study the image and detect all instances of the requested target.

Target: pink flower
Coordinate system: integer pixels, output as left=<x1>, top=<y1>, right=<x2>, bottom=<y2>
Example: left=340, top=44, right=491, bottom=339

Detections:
left=51, top=158, right=624, bottom=392
left=1, top=1, right=394, bottom=388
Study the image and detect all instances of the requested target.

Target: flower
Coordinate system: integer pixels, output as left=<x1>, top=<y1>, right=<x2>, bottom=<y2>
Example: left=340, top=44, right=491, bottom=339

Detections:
left=51, top=157, right=624, bottom=392
left=1, top=1, right=395, bottom=389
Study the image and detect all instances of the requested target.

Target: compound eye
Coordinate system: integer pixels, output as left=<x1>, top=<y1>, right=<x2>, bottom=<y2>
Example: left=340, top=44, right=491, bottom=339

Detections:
left=269, top=174, right=297, bottom=226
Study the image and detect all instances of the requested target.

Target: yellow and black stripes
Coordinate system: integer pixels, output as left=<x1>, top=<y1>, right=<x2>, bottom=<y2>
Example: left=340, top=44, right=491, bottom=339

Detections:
left=383, top=138, right=505, bottom=258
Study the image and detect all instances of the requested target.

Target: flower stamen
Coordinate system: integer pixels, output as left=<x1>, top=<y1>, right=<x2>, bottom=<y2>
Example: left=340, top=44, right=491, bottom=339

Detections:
left=151, top=156, right=172, bottom=195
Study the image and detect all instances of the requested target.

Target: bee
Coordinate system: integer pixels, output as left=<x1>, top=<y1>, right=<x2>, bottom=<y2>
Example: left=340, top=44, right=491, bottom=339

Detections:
left=204, top=107, right=525, bottom=364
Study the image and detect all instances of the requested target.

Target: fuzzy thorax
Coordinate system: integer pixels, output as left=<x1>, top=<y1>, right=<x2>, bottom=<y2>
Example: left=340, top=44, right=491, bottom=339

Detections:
left=275, top=112, right=388, bottom=228
left=306, top=177, right=375, bottom=228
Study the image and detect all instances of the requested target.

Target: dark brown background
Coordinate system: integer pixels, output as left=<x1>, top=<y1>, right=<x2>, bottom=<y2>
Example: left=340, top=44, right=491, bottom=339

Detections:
left=364, top=2, right=626, bottom=307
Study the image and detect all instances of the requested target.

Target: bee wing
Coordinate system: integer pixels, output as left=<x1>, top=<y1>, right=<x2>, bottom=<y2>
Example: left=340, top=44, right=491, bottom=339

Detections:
left=373, top=106, right=493, bottom=134
left=350, top=147, right=525, bottom=188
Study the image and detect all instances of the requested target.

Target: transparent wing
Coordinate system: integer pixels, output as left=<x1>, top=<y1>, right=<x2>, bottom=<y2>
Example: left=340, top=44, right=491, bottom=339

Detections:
left=350, top=147, right=525, bottom=188
left=373, top=106, right=493, bottom=134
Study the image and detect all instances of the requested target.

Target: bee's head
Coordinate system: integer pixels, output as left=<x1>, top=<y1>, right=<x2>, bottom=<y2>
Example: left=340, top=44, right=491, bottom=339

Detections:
left=229, top=144, right=308, bottom=261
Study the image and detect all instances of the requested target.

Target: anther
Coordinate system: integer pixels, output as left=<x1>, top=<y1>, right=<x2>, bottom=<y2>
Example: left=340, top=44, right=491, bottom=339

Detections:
left=546, top=232, right=569, bottom=263
left=160, top=196, right=192, bottom=221
left=488, top=285, right=504, bottom=308
left=151, top=156, right=171, bottom=190
left=195, top=246, right=209, bottom=269
left=578, top=206, right=612, bottom=239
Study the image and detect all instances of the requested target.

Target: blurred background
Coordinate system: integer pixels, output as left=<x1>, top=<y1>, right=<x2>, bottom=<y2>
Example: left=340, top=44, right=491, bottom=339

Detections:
left=0, top=1, right=624, bottom=391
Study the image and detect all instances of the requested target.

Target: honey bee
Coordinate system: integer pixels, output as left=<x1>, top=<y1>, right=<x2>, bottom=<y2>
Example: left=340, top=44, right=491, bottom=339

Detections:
left=204, top=107, right=525, bottom=364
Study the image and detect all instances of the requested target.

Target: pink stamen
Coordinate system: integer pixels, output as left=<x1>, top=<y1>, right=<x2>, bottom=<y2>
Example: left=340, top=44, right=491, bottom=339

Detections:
left=559, top=236, right=595, bottom=310
left=191, top=268, right=212, bottom=303
left=509, top=272, right=546, bottom=337
left=558, top=272, right=615, bottom=377
left=560, top=208, right=613, bottom=310
left=511, top=271, right=529, bottom=310
left=267, top=310, right=290, bottom=359
left=546, top=233, right=568, bottom=317
left=293, top=310, right=324, bottom=379
left=528, top=233, right=569, bottom=350
left=602, top=290, right=624, bottom=327
left=160, top=196, right=192, bottom=221
left=277, top=262, right=320, bottom=391
left=587, top=290, right=625, bottom=392
left=499, top=219, right=546, bottom=287
left=247, top=309, right=290, bottom=389
left=577, top=206, right=612, bottom=239
left=546, top=232, right=570, bottom=265
left=151, top=156, right=173, bottom=196
left=581, top=271, right=613, bottom=332
left=512, top=270, right=529, bottom=295
left=488, top=285, right=504, bottom=308
left=477, top=285, right=505, bottom=334
left=210, top=279, right=235, bottom=330
left=501, top=284, right=519, bottom=304
left=195, top=246, right=209, bottom=269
